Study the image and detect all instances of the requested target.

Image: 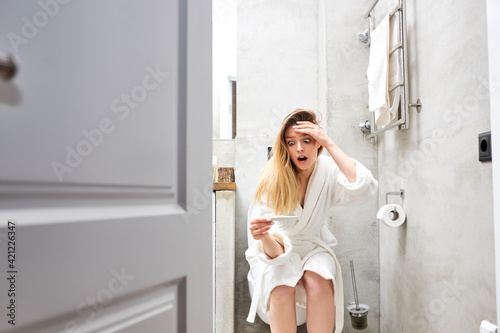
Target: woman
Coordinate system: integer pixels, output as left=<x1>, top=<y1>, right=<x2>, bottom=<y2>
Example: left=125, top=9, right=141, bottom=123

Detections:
left=246, top=109, right=377, bottom=333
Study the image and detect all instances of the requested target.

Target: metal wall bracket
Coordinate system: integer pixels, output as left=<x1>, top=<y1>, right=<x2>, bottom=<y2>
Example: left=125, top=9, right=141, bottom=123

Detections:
left=409, top=99, right=422, bottom=113
left=385, top=189, right=405, bottom=204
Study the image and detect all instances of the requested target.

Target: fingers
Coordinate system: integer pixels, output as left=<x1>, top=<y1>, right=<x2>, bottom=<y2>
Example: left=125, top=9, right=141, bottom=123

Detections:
left=293, top=122, right=320, bottom=137
left=293, top=121, right=316, bottom=129
left=293, top=121, right=329, bottom=147
left=293, top=121, right=319, bottom=132
left=249, top=217, right=274, bottom=240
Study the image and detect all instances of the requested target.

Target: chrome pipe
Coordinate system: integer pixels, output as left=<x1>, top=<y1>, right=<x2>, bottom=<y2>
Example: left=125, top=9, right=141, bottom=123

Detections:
left=389, top=82, right=404, bottom=93
left=366, top=118, right=405, bottom=139
left=364, top=0, right=379, bottom=18
left=389, top=43, right=402, bottom=56
left=400, top=0, right=409, bottom=129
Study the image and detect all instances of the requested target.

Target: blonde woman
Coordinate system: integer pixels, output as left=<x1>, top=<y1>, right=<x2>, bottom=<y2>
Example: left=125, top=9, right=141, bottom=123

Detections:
left=246, top=109, right=377, bottom=333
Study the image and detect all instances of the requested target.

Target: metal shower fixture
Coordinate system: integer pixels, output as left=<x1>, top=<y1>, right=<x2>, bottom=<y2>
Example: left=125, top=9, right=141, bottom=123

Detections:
left=357, top=28, right=370, bottom=43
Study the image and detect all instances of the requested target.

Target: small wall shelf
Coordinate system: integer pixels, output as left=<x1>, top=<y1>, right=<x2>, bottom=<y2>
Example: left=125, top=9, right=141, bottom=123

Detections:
left=213, top=182, right=236, bottom=191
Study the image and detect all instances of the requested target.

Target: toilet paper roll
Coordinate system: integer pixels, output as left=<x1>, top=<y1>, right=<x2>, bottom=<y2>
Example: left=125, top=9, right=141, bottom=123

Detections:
left=377, top=204, right=406, bottom=227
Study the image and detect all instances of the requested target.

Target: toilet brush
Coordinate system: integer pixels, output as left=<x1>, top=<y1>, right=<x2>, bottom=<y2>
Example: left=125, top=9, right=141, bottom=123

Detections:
left=347, top=259, right=369, bottom=330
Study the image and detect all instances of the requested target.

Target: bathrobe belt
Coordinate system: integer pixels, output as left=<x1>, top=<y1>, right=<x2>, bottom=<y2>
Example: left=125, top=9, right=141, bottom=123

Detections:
left=246, top=234, right=344, bottom=333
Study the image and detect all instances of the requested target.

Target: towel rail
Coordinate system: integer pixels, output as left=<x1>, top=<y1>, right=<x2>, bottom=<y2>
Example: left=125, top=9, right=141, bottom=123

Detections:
left=364, top=0, right=380, bottom=18
left=366, top=118, right=404, bottom=139
left=389, top=44, right=402, bottom=56
left=389, top=82, right=403, bottom=94
left=361, top=0, right=422, bottom=139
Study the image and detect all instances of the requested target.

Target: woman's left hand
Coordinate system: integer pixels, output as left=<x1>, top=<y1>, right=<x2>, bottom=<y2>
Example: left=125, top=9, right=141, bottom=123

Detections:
left=293, top=121, right=333, bottom=148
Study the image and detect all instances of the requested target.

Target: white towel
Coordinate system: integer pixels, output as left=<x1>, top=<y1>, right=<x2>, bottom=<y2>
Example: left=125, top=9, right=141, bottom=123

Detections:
left=367, top=11, right=402, bottom=127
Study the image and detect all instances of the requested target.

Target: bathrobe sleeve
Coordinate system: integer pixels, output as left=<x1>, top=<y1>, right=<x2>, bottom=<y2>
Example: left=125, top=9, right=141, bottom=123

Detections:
left=247, top=200, right=294, bottom=266
left=328, top=157, right=378, bottom=207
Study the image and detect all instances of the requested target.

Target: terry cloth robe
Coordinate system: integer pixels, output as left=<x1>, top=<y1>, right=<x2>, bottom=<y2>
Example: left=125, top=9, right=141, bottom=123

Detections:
left=245, top=155, right=378, bottom=332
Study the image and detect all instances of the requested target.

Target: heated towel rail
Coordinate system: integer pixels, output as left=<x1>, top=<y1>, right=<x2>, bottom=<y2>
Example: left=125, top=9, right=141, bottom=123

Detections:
left=361, top=0, right=421, bottom=139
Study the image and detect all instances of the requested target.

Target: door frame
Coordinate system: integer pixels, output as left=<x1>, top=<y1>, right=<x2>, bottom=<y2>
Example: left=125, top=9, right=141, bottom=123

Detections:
left=486, top=0, right=500, bottom=326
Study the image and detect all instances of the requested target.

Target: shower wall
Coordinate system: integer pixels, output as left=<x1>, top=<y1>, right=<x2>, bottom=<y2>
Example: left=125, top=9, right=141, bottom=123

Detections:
left=235, top=0, right=379, bottom=332
left=375, top=0, right=496, bottom=332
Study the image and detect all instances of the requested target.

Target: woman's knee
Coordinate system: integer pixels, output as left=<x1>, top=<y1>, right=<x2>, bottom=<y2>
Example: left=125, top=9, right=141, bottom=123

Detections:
left=302, top=271, right=333, bottom=297
left=270, top=285, right=295, bottom=304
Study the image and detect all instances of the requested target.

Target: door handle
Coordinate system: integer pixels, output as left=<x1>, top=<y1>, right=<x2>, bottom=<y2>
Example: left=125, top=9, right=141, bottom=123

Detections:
left=0, top=53, right=17, bottom=80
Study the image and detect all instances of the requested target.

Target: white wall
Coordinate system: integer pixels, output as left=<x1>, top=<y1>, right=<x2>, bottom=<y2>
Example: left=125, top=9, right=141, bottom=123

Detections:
left=213, top=0, right=237, bottom=139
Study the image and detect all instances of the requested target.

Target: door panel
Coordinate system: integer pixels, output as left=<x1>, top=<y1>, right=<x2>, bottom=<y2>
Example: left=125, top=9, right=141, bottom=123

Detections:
left=0, top=0, right=181, bottom=186
left=0, top=0, right=212, bottom=332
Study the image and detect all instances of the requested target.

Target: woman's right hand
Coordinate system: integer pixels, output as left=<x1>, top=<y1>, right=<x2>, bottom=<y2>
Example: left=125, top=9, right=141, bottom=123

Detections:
left=249, top=217, right=274, bottom=240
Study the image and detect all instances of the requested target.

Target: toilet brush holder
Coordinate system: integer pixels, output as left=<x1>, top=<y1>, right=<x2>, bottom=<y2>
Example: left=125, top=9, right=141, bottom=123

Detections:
left=347, top=259, right=369, bottom=330
left=347, top=303, right=369, bottom=330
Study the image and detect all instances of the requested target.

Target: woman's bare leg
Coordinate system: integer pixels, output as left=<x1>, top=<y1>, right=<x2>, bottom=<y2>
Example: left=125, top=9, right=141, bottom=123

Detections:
left=269, top=285, right=297, bottom=333
left=302, top=271, right=335, bottom=332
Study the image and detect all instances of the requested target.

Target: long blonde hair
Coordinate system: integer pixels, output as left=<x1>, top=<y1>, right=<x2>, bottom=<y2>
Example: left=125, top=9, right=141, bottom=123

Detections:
left=253, top=109, right=324, bottom=214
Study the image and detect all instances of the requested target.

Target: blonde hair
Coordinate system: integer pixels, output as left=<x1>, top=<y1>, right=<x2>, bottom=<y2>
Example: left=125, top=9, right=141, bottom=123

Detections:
left=253, top=109, right=324, bottom=214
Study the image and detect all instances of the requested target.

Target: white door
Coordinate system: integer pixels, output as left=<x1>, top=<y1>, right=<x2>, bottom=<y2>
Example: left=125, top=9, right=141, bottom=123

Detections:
left=0, top=1, right=212, bottom=332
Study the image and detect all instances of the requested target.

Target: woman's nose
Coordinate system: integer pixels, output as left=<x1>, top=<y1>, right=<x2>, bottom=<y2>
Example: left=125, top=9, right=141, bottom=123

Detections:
left=296, top=143, right=304, bottom=152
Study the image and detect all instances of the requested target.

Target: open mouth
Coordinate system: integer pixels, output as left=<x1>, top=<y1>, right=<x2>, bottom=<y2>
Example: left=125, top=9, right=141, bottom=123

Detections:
left=297, top=156, right=308, bottom=163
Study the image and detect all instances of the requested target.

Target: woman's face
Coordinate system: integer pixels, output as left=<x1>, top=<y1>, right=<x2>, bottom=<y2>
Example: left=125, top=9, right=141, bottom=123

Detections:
left=284, top=124, right=320, bottom=173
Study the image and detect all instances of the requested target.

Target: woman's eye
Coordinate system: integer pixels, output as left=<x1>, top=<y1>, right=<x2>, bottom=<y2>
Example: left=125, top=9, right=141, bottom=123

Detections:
left=287, top=141, right=294, bottom=146
left=304, top=139, right=311, bottom=143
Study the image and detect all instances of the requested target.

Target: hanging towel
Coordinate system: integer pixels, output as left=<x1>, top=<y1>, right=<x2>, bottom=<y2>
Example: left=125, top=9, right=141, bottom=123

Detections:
left=367, top=13, right=390, bottom=126
left=367, top=12, right=401, bottom=127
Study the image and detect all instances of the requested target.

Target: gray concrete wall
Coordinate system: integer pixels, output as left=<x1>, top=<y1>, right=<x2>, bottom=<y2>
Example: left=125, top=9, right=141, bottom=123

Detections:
left=236, top=2, right=320, bottom=331
left=235, top=1, right=379, bottom=332
left=324, top=0, right=380, bottom=332
left=213, top=139, right=236, bottom=168
left=376, top=0, right=496, bottom=332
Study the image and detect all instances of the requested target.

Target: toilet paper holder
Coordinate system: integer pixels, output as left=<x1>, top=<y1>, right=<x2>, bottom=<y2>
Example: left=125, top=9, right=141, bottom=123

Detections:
left=385, top=189, right=405, bottom=205
left=386, top=189, right=405, bottom=220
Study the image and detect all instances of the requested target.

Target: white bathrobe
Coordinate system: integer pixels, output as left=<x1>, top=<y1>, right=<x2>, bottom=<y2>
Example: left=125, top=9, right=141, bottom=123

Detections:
left=245, top=155, right=378, bottom=332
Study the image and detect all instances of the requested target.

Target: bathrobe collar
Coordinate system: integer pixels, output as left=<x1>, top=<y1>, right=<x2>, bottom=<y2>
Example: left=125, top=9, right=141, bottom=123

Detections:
left=289, top=157, right=327, bottom=236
